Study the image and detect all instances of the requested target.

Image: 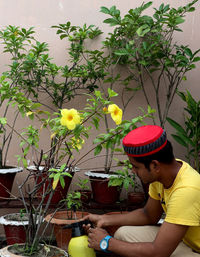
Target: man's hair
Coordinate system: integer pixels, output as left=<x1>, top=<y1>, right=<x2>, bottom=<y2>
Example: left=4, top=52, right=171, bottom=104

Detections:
left=134, top=140, right=175, bottom=169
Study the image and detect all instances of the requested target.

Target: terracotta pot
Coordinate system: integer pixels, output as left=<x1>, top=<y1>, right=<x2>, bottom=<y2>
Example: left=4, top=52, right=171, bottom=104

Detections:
left=0, top=167, right=23, bottom=201
left=29, top=166, right=72, bottom=205
left=0, top=244, right=68, bottom=257
left=0, top=213, right=28, bottom=245
left=105, top=211, right=129, bottom=236
left=78, top=190, right=92, bottom=204
left=36, top=174, right=72, bottom=205
left=128, top=192, right=145, bottom=205
left=85, top=171, right=121, bottom=204
left=45, top=210, right=89, bottom=250
left=91, top=178, right=120, bottom=204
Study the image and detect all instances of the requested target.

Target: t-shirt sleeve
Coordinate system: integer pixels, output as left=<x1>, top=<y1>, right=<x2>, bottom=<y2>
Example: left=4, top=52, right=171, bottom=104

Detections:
left=165, top=187, right=200, bottom=226
left=149, top=182, right=160, bottom=200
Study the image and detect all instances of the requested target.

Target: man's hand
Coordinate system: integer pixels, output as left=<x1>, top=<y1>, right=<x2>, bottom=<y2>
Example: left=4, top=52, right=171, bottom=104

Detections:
left=88, top=227, right=109, bottom=250
left=82, top=213, right=107, bottom=228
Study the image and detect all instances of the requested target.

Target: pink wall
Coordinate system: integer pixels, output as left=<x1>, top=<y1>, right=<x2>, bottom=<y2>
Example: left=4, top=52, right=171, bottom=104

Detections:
left=0, top=0, right=199, bottom=201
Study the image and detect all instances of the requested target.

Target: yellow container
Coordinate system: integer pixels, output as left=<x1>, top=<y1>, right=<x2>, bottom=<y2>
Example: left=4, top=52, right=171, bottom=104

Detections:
left=68, top=235, right=96, bottom=257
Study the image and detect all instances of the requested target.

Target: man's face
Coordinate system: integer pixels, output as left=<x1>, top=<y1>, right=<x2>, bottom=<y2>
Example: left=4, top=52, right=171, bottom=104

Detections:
left=128, top=156, right=157, bottom=184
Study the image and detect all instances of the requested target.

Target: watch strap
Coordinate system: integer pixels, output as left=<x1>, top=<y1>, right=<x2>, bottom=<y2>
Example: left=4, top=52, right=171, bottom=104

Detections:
left=100, top=235, right=113, bottom=253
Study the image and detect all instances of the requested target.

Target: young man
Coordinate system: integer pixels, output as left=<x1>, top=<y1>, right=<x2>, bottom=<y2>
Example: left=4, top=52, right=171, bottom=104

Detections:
left=84, top=125, right=200, bottom=257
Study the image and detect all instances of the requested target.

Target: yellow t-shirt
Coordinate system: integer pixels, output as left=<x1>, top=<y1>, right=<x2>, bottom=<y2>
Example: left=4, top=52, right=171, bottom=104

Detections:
left=149, top=160, right=200, bottom=253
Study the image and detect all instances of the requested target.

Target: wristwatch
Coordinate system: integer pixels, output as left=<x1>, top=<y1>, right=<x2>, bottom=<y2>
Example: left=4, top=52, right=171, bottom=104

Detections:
left=100, top=235, right=113, bottom=253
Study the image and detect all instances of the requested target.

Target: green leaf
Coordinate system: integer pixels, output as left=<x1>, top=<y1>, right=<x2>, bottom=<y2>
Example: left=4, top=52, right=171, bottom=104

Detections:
left=59, top=176, right=65, bottom=189
left=114, top=49, right=129, bottom=56
left=142, top=2, right=153, bottom=10
left=136, top=24, right=150, bottom=37
left=175, top=17, right=185, bottom=25
left=0, top=117, right=7, bottom=125
left=123, top=179, right=130, bottom=191
left=184, top=48, right=193, bottom=58
left=94, top=144, right=102, bottom=156
left=108, top=178, right=122, bottom=187
left=61, top=172, right=72, bottom=177
left=193, top=57, right=200, bottom=62
left=100, top=6, right=110, bottom=14
left=166, top=117, right=186, bottom=135
left=103, top=18, right=119, bottom=26
left=108, top=88, right=118, bottom=98
left=171, top=134, right=187, bottom=147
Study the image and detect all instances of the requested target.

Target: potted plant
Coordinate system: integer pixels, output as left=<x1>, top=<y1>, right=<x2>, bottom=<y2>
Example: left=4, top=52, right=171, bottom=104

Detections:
left=0, top=23, right=106, bottom=204
left=0, top=210, right=29, bottom=246
left=100, top=1, right=200, bottom=129
left=0, top=75, right=41, bottom=201
left=0, top=90, right=107, bottom=256
left=75, top=177, right=92, bottom=204
left=45, top=191, right=88, bottom=251
left=167, top=90, right=200, bottom=172
left=84, top=89, right=155, bottom=204
left=109, top=159, right=145, bottom=206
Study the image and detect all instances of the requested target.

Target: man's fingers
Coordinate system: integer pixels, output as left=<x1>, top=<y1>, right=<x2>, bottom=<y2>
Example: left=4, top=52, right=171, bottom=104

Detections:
left=83, top=224, right=92, bottom=234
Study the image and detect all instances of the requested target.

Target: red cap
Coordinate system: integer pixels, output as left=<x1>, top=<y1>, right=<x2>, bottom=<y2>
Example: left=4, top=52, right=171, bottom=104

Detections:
left=122, top=125, right=167, bottom=157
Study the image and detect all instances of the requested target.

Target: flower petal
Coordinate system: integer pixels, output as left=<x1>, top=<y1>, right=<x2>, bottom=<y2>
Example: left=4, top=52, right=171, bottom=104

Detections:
left=108, top=104, right=123, bottom=125
left=67, top=121, right=76, bottom=130
left=108, top=104, right=117, bottom=113
left=60, top=108, right=80, bottom=130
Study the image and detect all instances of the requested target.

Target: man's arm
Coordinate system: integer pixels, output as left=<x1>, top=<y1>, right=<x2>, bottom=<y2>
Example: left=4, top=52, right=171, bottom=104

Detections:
left=88, top=222, right=188, bottom=257
left=85, top=196, right=163, bottom=228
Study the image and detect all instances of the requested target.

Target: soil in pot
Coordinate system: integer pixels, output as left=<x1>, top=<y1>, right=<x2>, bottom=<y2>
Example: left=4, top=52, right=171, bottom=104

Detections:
left=45, top=210, right=88, bottom=251
left=0, top=244, right=68, bottom=257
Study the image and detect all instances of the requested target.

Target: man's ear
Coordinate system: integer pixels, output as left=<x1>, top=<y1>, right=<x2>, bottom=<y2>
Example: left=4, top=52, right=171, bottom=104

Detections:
left=150, top=160, right=160, bottom=173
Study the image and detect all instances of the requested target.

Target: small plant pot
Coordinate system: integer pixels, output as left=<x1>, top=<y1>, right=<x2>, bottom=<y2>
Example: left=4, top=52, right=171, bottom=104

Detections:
left=0, top=213, right=28, bottom=245
left=85, top=171, right=121, bottom=204
left=45, top=210, right=89, bottom=250
left=0, top=244, right=68, bottom=257
left=78, top=190, right=92, bottom=204
left=0, top=167, right=23, bottom=201
left=127, top=192, right=145, bottom=205
left=28, top=166, right=73, bottom=205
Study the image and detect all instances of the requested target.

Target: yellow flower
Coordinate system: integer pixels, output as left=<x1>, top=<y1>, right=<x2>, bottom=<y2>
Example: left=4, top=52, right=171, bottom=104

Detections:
left=103, top=107, right=108, bottom=113
left=60, top=108, right=80, bottom=130
left=50, top=132, right=56, bottom=139
left=108, top=104, right=123, bottom=125
left=26, top=111, right=33, bottom=117
left=71, top=137, right=85, bottom=150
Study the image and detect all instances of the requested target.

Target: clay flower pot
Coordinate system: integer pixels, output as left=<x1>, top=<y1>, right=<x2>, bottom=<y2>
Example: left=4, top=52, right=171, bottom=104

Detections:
left=0, top=213, right=28, bottom=245
left=85, top=171, right=121, bottom=204
left=45, top=210, right=89, bottom=250
left=78, top=190, right=92, bottom=204
left=28, top=165, right=73, bottom=205
left=127, top=192, right=145, bottom=205
left=0, top=167, right=23, bottom=201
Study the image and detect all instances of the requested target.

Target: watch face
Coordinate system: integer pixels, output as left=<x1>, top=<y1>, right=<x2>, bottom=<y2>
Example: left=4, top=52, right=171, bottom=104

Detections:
left=100, top=239, right=108, bottom=250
